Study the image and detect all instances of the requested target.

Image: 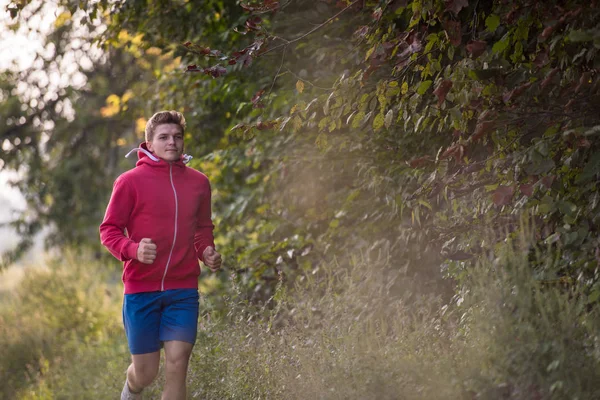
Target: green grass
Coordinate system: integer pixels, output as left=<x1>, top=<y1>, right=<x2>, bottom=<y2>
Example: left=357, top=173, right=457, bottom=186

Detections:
left=2, top=241, right=599, bottom=399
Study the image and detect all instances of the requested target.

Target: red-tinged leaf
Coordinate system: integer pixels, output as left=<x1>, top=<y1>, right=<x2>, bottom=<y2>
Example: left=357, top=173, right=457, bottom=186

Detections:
left=408, top=156, right=433, bottom=168
left=520, top=183, right=534, bottom=197
left=186, top=64, right=198, bottom=71
left=372, top=7, right=383, bottom=21
left=575, top=71, right=593, bottom=93
left=382, top=41, right=396, bottom=55
left=256, top=121, right=275, bottom=130
left=443, top=19, right=462, bottom=46
left=492, top=185, right=515, bottom=206
left=503, top=82, right=532, bottom=103
left=239, top=53, right=253, bottom=67
left=541, top=68, right=559, bottom=90
left=445, top=0, right=468, bottom=15
left=514, top=81, right=532, bottom=96
left=240, top=3, right=255, bottom=11
left=540, top=175, right=555, bottom=189
left=472, top=120, right=495, bottom=141
left=540, top=25, right=555, bottom=39
left=354, top=25, right=369, bottom=38
left=565, top=99, right=575, bottom=110
left=577, top=137, right=591, bottom=148
left=200, top=47, right=211, bottom=55
left=466, top=40, right=487, bottom=58
left=397, top=31, right=423, bottom=59
left=245, top=16, right=262, bottom=31
left=183, top=41, right=192, bottom=47
left=502, top=89, right=515, bottom=103
left=433, top=80, right=453, bottom=106
left=441, top=143, right=465, bottom=162
left=533, top=49, right=549, bottom=68
left=228, top=59, right=236, bottom=65
left=204, top=65, right=227, bottom=78
left=215, top=65, right=227, bottom=77
left=440, top=145, right=457, bottom=160
left=252, top=89, right=265, bottom=104
left=264, top=0, right=279, bottom=9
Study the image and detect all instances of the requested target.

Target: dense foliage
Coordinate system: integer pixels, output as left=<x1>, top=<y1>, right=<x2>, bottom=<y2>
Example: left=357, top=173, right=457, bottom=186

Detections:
left=3, top=0, right=600, bottom=298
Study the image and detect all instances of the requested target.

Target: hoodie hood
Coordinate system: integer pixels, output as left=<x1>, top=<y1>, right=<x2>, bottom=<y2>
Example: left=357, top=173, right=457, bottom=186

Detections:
left=125, top=142, right=193, bottom=165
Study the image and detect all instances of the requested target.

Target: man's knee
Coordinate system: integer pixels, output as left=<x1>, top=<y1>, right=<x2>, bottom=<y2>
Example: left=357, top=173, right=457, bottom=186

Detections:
left=132, top=358, right=160, bottom=386
left=164, top=341, right=193, bottom=372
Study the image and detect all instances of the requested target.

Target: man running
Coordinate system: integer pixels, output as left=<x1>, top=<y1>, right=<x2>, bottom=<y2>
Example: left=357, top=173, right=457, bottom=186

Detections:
left=100, top=110, right=222, bottom=400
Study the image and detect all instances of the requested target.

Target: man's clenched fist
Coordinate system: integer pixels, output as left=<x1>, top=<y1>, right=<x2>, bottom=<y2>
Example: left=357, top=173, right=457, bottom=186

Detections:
left=202, top=246, right=222, bottom=272
left=137, top=238, right=157, bottom=264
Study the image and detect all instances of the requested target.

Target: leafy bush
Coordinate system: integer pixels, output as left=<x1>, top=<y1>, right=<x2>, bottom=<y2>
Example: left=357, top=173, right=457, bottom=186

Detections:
left=0, top=251, right=123, bottom=399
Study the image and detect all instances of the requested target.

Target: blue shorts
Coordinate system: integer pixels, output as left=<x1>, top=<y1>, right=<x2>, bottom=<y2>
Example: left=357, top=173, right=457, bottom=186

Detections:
left=122, top=289, right=199, bottom=355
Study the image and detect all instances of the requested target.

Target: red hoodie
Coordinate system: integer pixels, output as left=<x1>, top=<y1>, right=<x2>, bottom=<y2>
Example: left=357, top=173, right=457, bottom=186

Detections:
left=100, top=144, right=215, bottom=294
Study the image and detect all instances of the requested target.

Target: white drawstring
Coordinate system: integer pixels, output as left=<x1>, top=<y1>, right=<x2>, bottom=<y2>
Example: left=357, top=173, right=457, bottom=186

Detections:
left=125, top=148, right=193, bottom=164
left=125, top=147, right=160, bottom=162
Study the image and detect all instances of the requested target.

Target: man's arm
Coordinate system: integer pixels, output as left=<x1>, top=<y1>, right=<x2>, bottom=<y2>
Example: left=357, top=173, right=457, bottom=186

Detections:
left=99, top=176, right=139, bottom=261
left=194, top=179, right=215, bottom=263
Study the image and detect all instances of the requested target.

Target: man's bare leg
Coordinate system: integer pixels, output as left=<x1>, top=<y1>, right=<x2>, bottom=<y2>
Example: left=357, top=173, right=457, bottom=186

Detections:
left=127, top=351, right=161, bottom=393
left=162, top=340, right=194, bottom=400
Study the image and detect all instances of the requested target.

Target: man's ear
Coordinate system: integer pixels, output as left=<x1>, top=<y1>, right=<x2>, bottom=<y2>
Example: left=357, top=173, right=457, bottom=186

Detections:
left=146, top=141, right=153, bottom=152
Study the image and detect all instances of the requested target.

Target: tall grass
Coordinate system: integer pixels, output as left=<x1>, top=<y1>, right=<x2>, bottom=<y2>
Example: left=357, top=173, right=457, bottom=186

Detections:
left=3, top=240, right=599, bottom=399
left=183, top=240, right=600, bottom=399
left=0, top=251, right=125, bottom=399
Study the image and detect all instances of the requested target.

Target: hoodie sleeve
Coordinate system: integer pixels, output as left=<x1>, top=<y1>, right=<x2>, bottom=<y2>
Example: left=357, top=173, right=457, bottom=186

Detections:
left=194, top=178, right=215, bottom=262
left=99, top=176, right=139, bottom=261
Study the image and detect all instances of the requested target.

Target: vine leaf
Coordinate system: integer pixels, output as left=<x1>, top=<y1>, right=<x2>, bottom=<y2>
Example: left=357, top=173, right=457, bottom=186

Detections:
left=492, top=185, right=515, bottom=206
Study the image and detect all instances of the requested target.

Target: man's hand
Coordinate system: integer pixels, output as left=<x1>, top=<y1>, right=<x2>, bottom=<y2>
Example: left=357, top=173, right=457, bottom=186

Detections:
left=202, top=246, right=222, bottom=272
left=137, top=238, right=157, bottom=264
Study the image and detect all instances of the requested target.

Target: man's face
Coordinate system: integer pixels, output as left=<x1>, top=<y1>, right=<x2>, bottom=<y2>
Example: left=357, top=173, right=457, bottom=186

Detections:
left=147, top=123, right=184, bottom=162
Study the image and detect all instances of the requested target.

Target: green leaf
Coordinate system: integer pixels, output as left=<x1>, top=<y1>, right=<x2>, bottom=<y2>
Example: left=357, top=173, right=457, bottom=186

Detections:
left=416, top=80, right=433, bottom=95
left=492, top=34, right=510, bottom=54
left=447, top=45, right=455, bottom=60
left=569, top=29, right=595, bottom=42
left=577, top=151, right=600, bottom=183
left=401, top=81, right=409, bottom=95
left=485, top=14, right=500, bottom=33
left=351, top=111, right=365, bottom=128
left=373, top=113, right=385, bottom=130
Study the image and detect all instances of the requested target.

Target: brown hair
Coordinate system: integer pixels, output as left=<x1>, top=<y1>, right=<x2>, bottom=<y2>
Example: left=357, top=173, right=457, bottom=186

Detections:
left=145, top=110, right=186, bottom=142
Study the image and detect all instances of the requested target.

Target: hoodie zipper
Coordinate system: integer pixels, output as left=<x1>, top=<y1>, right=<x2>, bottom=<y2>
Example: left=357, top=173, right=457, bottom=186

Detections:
left=161, top=163, right=179, bottom=291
